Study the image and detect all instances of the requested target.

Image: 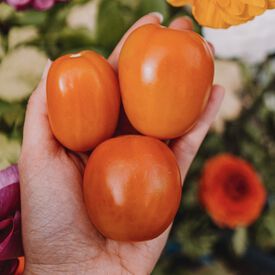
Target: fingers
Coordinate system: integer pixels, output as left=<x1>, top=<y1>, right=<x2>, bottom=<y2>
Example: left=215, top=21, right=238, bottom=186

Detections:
left=21, top=60, right=57, bottom=155
left=171, top=85, right=225, bottom=179
left=108, top=12, right=163, bottom=70
left=169, top=16, right=193, bottom=30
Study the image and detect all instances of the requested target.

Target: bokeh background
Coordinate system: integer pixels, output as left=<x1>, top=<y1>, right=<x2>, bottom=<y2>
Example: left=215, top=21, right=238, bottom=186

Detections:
left=0, top=1, right=275, bottom=274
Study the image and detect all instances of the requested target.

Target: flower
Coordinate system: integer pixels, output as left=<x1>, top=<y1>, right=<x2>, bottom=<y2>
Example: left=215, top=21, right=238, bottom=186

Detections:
left=212, top=60, right=243, bottom=133
left=5, top=0, right=68, bottom=11
left=0, top=257, right=24, bottom=275
left=15, top=257, right=24, bottom=275
left=0, top=166, right=23, bottom=262
left=203, top=10, right=275, bottom=64
left=0, top=258, right=19, bottom=275
left=167, top=0, right=275, bottom=28
left=199, top=154, right=266, bottom=228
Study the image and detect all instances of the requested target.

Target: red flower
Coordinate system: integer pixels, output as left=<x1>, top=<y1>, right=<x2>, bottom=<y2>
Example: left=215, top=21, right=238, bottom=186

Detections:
left=199, top=154, right=266, bottom=228
left=0, top=258, right=18, bottom=275
left=0, top=166, right=23, bottom=263
left=0, top=256, right=24, bottom=275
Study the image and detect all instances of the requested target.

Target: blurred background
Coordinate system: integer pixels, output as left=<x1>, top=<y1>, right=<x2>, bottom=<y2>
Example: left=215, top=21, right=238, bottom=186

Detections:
left=0, top=1, right=275, bottom=274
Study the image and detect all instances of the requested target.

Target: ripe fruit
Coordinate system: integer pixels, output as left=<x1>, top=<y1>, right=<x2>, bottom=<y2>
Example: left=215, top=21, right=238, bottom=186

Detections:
left=47, top=50, right=120, bottom=152
left=119, top=24, right=214, bottom=139
left=83, top=135, right=181, bottom=241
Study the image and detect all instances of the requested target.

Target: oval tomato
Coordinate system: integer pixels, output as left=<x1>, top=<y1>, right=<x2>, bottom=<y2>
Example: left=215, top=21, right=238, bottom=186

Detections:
left=47, top=50, right=120, bottom=152
left=119, top=24, right=214, bottom=139
left=83, top=135, right=182, bottom=241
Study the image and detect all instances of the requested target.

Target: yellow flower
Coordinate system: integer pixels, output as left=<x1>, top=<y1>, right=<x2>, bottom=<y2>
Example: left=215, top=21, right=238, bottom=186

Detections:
left=167, top=0, right=275, bottom=28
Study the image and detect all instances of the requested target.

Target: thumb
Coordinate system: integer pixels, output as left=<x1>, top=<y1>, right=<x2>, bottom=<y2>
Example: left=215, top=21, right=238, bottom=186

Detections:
left=21, top=60, right=58, bottom=156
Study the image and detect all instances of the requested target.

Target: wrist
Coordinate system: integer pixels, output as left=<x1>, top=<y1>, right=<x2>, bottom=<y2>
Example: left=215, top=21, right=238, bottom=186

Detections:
left=24, top=262, right=91, bottom=275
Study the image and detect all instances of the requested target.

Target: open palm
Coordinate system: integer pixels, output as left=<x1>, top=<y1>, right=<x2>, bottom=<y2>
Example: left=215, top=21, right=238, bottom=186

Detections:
left=19, top=14, right=224, bottom=274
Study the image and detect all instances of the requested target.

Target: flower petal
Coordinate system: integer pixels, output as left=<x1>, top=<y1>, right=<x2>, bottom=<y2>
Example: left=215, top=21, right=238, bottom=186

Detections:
left=167, top=0, right=275, bottom=28
left=32, top=0, right=55, bottom=11
left=241, top=0, right=266, bottom=8
left=0, top=211, right=23, bottom=261
left=192, top=0, right=230, bottom=28
left=0, top=258, right=19, bottom=275
left=0, top=165, right=20, bottom=219
left=166, top=0, right=193, bottom=7
left=268, top=0, right=275, bottom=8
left=5, top=0, right=30, bottom=10
left=199, top=154, right=266, bottom=228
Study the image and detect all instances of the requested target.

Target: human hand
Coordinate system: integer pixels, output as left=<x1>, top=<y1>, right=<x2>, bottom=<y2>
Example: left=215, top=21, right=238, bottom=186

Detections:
left=19, top=13, right=224, bottom=274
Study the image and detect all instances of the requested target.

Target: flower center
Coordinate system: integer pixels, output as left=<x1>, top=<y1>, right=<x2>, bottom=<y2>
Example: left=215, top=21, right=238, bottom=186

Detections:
left=224, top=174, right=249, bottom=200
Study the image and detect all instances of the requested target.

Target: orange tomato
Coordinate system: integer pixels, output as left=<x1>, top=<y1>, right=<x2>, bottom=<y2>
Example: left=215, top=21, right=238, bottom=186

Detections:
left=83, top=135, right=182, bottom=241
left=47, top=50, right=120, bottom=152
left=119, top=24, right=214, bottom=139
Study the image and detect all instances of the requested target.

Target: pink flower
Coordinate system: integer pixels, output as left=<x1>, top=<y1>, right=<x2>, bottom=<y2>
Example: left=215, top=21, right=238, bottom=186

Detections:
left=5, top=0, right=68, bottom=11
left=0, top=258, right=19, bottom=275
left=5, top=0, right=30, bottom=10
left=0, top=166, right=20, bottom=220
left=0, top=212, right=23, bottom=261
left=32, top=0, right=55, bottom=10
left=0, top=166, right=23, bottom=262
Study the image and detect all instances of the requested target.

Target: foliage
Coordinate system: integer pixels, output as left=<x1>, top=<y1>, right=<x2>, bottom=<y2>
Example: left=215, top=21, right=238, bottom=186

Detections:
left=0, top=1, right=275, bottom=274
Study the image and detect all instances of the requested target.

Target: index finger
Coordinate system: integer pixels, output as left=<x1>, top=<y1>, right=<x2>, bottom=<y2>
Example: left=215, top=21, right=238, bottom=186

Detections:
left=108, top=12, right=163, bottom=70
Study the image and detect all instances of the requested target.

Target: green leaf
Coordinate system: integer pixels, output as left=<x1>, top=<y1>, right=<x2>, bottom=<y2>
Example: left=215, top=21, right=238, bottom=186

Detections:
left=96, top=0, right=134, bottom=49
left=0, top=3, right=14, bottom=22
left=0, top=34, right=5, bottom=60
left=45, top=27, right=100, bottom=59
left=254, top=206, right=275, bottom=250
left=176, top=215, right=218, bottom=259
left=0, top=133, right=21, bottom=170
left=136, top=0, right=169, bottom=22
left=232, top=227, right=248, bottom=256
left=118, top=0, right=140, bottom=10
left=12, top=10, right=47, bottom=26
left=0, top=101, right=25, bottom=127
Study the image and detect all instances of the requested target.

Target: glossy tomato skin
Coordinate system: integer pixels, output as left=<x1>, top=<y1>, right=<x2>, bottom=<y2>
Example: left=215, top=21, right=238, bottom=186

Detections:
left=83, top=135, right=182, bottom=241
left=119, top=24, right=214, bottom=139
left=47, top=51, right=120, bottom=152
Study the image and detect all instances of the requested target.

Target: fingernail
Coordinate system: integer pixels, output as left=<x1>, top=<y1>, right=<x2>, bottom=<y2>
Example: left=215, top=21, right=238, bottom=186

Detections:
left=150, top=12, right=164, bottom=23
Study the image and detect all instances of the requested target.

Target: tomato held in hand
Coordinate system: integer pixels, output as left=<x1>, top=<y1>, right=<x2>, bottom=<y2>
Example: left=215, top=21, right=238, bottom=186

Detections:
left=47, top=51, right=120, bottom=152
left=83, top=135, right=182, bottom=241
left=119, top=24, right=214, bottom=139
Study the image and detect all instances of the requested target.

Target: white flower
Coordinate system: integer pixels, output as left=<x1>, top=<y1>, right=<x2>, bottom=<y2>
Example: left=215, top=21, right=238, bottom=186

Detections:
left=0, top=47, right=47, bottom=102
left=8, top=26, right=39, bottom=50
left=67, top=0, right=100, bottom=37
left=213, top=60, right=243, bottom=133
left=203, top=10, right=275, bottom=64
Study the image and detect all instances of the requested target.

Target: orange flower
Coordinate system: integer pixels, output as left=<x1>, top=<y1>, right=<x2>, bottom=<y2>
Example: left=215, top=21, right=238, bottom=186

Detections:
left=167, top=0, right=275, bottom=28
left=15, top=257, right=24, bottom=275
left=199, top=154, right=266, bottom=228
